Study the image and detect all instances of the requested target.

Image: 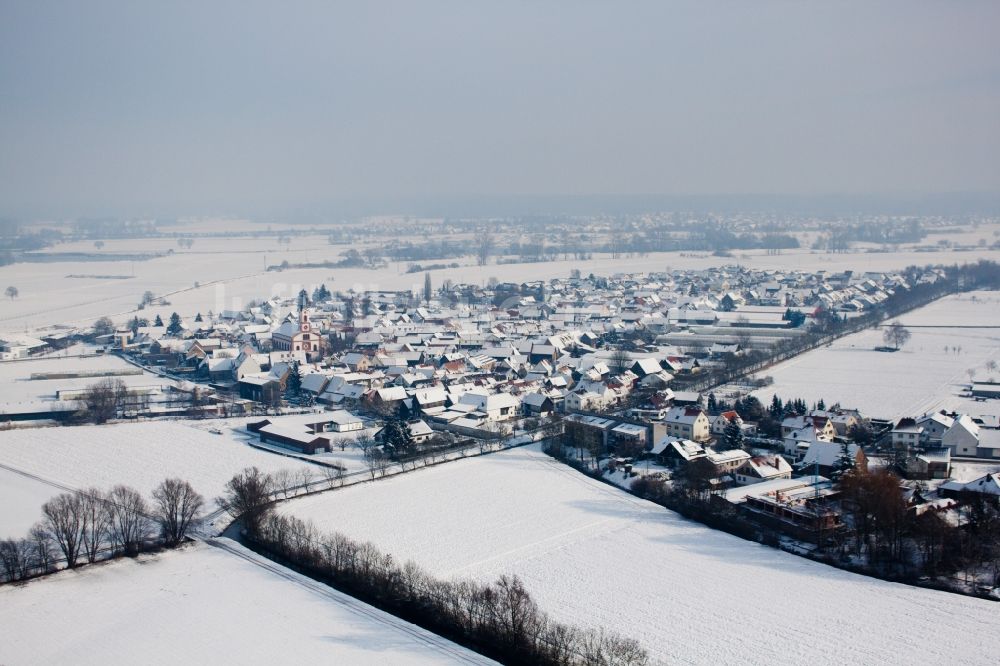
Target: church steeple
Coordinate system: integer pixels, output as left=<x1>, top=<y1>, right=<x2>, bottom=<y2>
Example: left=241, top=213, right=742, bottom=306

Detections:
left=297, top=289, right=311, bottom=333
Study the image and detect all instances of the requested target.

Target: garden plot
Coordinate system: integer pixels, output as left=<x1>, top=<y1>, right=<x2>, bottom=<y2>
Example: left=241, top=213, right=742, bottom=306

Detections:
left=0, top=541, right=491, bottom=666
left=754, top=291, right=1000, bottom=420
left=282, top=445, right=1000, bottom=665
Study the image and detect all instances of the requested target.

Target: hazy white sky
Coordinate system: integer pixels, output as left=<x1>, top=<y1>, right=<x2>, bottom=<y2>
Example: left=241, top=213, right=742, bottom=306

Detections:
left=1, top=1, right=998, bottom=217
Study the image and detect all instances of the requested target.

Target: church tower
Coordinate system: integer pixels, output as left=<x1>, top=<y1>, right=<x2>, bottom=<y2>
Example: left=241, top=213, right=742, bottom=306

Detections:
left=298, top=289, right=311, bottom=333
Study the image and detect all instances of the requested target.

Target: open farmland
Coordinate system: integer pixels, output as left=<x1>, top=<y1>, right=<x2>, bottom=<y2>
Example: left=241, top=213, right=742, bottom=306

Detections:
left=0, top=541, right=492, bottom=666
left=0, top=421, right=318, bottom=538
left=5, top=221, right=1000, bottom=338
left=281, top=445, right=1000, bottom=665
left=753, top=290, right=1000, bottom=420
left=0, top=353, right=176, bottom=410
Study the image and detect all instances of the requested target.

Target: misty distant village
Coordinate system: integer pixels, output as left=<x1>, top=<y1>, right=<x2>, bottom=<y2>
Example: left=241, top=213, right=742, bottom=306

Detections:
left=4, top=262, right=1000, bottom=591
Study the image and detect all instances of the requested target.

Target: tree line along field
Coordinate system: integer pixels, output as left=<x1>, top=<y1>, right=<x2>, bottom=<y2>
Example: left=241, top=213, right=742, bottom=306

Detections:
left=0, top=421, right=318, bottom=538
left=0, top=541, right=493, bottom=666
left=279, top=444, right=1000, bottom=665
left=753, top=291, right=1000, bottom=420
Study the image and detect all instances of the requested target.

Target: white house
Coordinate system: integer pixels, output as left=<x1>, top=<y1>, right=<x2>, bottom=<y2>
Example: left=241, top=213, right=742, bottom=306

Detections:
left=458, top=391, right=521, bottom=421
left=710, top=410, right=743, bottom=437
left=664, top=406, right=711, bottom=442
left=783, top=426, right=832, bottom=457
left=942, top=414, right=980, bottom=457
left=734, top=455, right=792, bottom=485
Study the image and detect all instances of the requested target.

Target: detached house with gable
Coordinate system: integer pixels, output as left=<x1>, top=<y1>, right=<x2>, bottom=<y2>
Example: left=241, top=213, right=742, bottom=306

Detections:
left=664, top=406, right=711, bottom=443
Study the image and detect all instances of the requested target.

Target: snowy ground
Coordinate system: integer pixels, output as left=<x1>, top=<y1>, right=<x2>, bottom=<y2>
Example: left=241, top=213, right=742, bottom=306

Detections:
left=0, top=354, right=174, bottom=407
left=0, top=541, right=492, bottom=666
left=753, top=291, right=1000, bottom=420
left=0, top=466, right=58, bottom=536
left=0, top=420, right=318, bottom=539
left=4, top=226, right=1000, bottom=336
left=950, top=461, right=1000, bottom=483
left=282, top=445, right=999, bottom=665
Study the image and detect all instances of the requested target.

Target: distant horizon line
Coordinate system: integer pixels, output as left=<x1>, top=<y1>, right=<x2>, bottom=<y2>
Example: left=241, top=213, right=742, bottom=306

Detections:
left=7, top=190, right=1000, bottom=222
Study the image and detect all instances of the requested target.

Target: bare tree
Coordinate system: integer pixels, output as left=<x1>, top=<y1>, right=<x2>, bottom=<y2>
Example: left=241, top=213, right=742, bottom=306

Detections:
left=29, top=523, right=54, bottom=574
left=296, top=468, right=317, bottom=493
left=80, top=488, right=112, bottom=563
left=609, top=347, right=631, bottom=375
left=151, top=478, right=205, bottom=545
left=42, top=493, right=86, bottom=568
left=733, top=316, right=753, bottom=352
left=365, top=448, right=391, bottom=479
left=475, top=227, right=494, bottom=266
left=323, top=463, right=346, bottom=488
left=107, top=485, right=152, bottom=556
left=92, top=316, right=116, bottom=337
left=354, top=431, right=375, bottom=457
left=0, top=538, right=33, bottom=582
left=882, top=321, right=911, bottom=351
left=272, top=469, right=297, bottom=499
left=83, top=377, right=128, bottom=424
left=217, top=467, right=274, bottom=537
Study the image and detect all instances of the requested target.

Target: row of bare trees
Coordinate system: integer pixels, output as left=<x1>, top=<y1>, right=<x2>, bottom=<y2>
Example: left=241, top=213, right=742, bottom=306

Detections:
left=254, top=512, right=648, bottom=665
left=1, top=479, right=204, bottom=584
left=215, top=466, right=646, bottom=664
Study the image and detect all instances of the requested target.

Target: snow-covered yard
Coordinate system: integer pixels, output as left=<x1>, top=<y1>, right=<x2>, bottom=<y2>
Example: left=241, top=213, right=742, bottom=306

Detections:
left=282, top=445, right=1000, bottom=665
left=0, top=421, right=318, bottom=538
left=0, top=541, right=491, bottom=665
left=754, top=291, right=1000, bottom=420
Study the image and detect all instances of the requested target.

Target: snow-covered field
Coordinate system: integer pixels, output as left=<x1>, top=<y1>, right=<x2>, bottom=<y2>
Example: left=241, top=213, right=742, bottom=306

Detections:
left=0, top=541, right=491, bottom=666
left=0, top=354, right=171, bottom=406
left=0, top=421, right=317, bottom=538
left=0, top=467, right=58, bottom=536
left=283, top=445, right=999, bottom=665
left=753, top=291, right=1000, bottom=420
left=4, top=226, right=1000, bottom=337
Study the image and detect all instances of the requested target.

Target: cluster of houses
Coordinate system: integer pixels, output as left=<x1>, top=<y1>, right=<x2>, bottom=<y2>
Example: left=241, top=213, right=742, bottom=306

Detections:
left=102, top=267, right=945, bottom=431
left=892, top=411, right=1000, bottom=464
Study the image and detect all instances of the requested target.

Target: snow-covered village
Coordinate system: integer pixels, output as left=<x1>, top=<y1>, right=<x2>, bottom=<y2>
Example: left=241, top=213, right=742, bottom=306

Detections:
left=3, top=3, right=1000, bottom=665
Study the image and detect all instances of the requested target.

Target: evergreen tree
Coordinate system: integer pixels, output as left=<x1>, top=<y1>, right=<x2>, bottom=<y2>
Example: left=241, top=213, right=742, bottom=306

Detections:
left=312, top=284, right=331, bottom=303
left=381, top=418, right=415, bottom=458
left=769, top=394, right=783, bottom=418
left=817, top=398, right=826, bottom=411
left=154, top=314, right=164, bottom=327
left=343, top=295, right=355, bottom=323
left=194, top=312, right=203, bottom=322
left=721, top=417, right=745, bottom=451
left=424, top=272, right=433, bottom=305
left=166, top=312, right=183, bottom=336
left=832, top=441, right=857, bottom=481
left=707, top=393, right=718, bottom=413
left=286, top=362, right=302, bottom=397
